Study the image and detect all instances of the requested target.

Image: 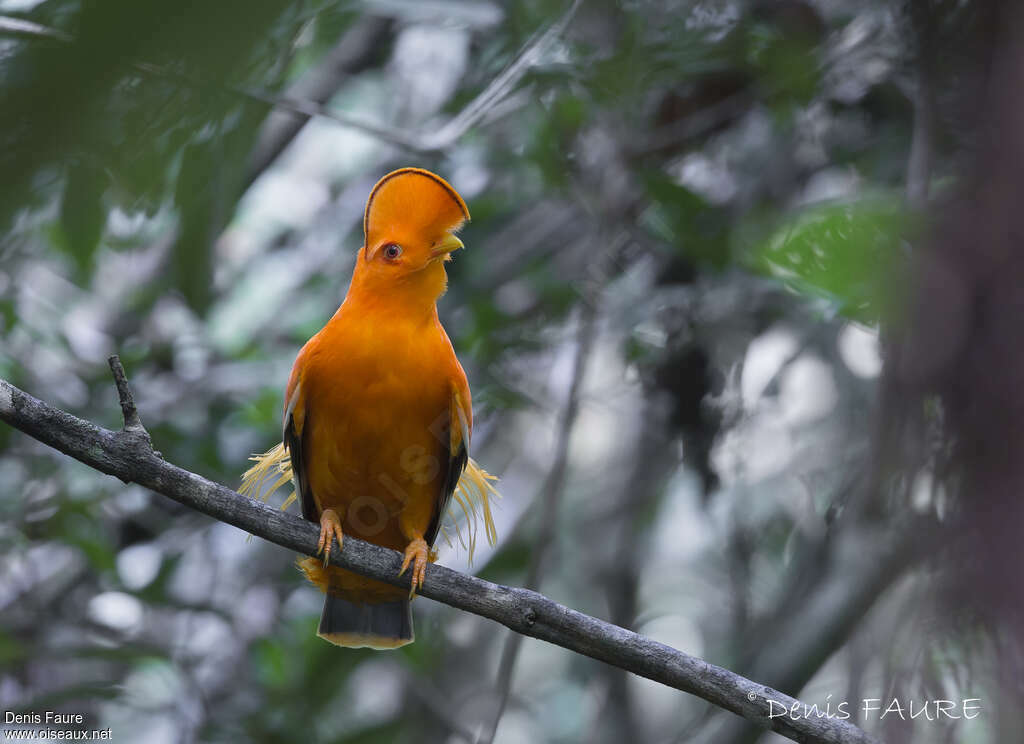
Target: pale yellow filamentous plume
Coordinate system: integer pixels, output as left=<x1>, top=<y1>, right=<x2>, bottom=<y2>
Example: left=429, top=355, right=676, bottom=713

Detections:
left=238, top=443, right=499, bottom=562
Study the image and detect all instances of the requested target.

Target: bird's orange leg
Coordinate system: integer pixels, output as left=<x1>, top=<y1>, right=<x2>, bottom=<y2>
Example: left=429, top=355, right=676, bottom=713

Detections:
left=317, top=508, right=345, bottom=568
left=399, top=536, right=429, bottom=597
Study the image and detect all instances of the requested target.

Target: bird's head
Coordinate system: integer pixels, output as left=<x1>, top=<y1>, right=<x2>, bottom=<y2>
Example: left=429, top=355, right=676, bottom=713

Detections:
left=351, top=168, right=470, bottom=306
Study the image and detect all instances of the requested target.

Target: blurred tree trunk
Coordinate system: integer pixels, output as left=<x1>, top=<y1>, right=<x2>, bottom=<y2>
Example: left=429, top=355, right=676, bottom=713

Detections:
left=901, top=0, right=1024, bottom=686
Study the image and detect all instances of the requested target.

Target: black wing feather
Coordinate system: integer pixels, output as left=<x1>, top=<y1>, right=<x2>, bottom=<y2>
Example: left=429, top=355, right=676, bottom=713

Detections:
left=424, top=415, right=468, bottom=549
left=284, top=409, right=318, bottom=523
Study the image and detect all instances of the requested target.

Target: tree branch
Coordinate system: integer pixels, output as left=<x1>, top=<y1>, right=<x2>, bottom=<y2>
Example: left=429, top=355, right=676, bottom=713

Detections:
left=0, top=372, right=880, bottom=744
left=107, top=355, right=145, bottom=433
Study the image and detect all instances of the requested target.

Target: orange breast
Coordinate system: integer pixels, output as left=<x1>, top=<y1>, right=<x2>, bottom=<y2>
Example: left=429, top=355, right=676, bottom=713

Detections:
left=300, top=309, right=459, bottom=552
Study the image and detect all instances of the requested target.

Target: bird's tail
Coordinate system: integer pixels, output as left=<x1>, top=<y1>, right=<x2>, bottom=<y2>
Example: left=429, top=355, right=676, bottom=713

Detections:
left=297, top=556, right=414, bottom=649
left=318, top=593, right=414, bottom=649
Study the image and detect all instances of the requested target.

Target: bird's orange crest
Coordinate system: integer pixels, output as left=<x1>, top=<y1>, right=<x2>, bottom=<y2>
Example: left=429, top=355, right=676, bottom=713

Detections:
left=363, top=168, right=470, bottom=249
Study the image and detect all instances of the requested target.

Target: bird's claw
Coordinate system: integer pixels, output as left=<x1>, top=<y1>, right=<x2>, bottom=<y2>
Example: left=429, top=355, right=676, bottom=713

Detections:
left=399, top=537, right=429, bottom=597
left=317, top=508, right=344, bottom=568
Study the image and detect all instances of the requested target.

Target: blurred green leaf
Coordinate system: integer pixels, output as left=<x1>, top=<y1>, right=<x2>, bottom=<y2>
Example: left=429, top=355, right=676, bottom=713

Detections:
left=334, top=720, right=407, bottom=744
left=744, top=23, right=820, bottom=107
left=748, top=198, right=906, bottom=322
left=528, top=92, right=589, bottom=188
left=0, top=630, right=27, bottom=666
left=59, top=160, right=107, bottom=281
left=480, top=538, right=531, bottom=583
left=642, top=172, right=731, bottom=268
left=173, top=140, right=217, bottom=313
left=253, top=637, right=290, bottom=689
left=61, top=509, right=117, bottom=575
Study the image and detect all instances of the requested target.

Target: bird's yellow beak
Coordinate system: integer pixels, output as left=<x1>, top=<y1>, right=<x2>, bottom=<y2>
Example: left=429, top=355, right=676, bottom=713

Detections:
left=431, top=233, right=464, bottom=261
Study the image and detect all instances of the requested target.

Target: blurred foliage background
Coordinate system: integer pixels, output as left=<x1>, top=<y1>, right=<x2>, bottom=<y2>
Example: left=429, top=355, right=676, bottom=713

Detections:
left=1, top=0, right=1021, bottom=742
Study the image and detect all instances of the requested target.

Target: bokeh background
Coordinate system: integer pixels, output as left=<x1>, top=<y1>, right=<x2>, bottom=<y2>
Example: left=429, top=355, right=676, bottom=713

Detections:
left=2, top=0, right=1022, bottom=742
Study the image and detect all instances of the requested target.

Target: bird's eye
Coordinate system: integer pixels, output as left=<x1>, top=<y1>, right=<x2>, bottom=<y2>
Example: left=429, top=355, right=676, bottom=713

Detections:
left=382, top=243, right=402, bottom=260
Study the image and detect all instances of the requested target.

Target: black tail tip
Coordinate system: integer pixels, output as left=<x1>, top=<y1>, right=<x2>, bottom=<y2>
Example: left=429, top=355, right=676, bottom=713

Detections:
left=317, top=594, right=414, bottom=650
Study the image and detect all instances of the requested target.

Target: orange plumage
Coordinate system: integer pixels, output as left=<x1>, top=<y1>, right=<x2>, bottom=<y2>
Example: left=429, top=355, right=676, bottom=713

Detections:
left=279, top=168, right=475, bottom=649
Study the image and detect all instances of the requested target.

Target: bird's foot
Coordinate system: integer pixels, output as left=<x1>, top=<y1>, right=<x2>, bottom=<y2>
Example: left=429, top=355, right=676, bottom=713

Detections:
left=399, top=537, right=429, bottom=597
left=317, top=508, right=344, bottom=568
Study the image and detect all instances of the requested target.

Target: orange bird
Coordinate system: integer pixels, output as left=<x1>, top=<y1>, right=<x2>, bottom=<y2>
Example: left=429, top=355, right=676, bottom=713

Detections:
left=241, top=168, right=497, bottom=649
